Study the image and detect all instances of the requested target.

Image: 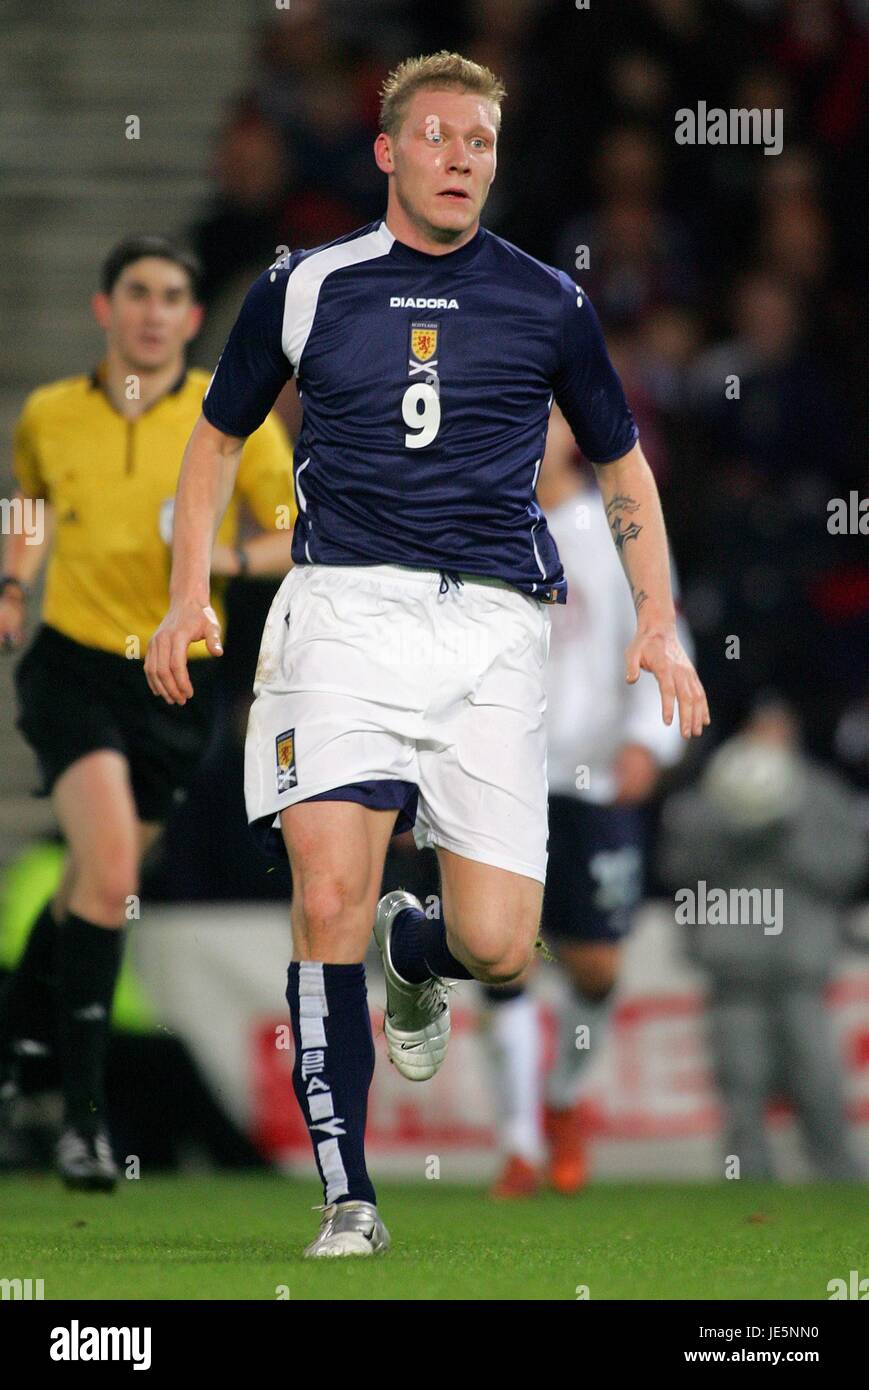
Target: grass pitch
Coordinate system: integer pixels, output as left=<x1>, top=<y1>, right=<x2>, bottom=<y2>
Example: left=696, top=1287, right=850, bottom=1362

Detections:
left=1, top=1174, right=865, bottom=1301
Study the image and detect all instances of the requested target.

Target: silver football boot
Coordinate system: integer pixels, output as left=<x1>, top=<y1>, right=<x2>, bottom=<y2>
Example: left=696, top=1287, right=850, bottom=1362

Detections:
left=303, top=1200, right=391, bottom=1258
left=373, top=890, right=451, bottom=1082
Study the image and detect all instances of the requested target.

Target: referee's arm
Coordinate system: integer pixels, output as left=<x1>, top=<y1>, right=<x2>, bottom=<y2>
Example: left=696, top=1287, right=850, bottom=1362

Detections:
left=0, top=490, right=54, bottom=651
left=3, top=393, right=55, bottom=649
left=145, top=414, right=242, bottom=704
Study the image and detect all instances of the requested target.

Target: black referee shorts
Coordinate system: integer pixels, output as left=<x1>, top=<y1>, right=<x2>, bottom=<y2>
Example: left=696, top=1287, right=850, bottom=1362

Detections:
left=14, top=624, right=218, bottom=824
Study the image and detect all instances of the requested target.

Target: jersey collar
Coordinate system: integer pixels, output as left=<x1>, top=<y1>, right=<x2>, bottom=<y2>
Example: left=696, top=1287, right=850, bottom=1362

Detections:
left=383, top=220, right=486, bottom=269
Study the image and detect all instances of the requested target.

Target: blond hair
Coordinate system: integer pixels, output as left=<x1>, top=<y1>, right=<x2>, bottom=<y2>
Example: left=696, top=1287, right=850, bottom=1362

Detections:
left=378, top=51, right=506, bottom=140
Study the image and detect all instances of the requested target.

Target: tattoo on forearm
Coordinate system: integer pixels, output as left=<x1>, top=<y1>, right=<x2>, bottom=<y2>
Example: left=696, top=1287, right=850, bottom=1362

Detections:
left=632, top=587, right=648, bottom=615
left=605, top=494, right=641, bottom=519
left=606, top=494, right=643, bottom=553
left=611, top=516, right=643, bottom=552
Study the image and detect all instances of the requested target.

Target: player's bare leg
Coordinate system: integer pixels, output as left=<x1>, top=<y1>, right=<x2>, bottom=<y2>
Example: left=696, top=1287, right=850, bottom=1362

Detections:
left=435, top=849, right=543, bottom=984
left=282, top=799, right=396, bottom=962
left=375, top=850, right=542, bottom=1082
left=544, top=940, right=621, bottom=1193
left=280, top=799, right=395, bottom=1257
left=435, top=855, right=545, bottom=1197
left=480, top=958, right=544, bottom=1199
left=481, top=939, right=622, bottom=1197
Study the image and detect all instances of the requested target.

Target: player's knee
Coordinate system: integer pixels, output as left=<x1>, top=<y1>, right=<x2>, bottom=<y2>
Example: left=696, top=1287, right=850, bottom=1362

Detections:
left=461, top=924, right=537, bottom=985
left=298, top=877, right=363, bottom=943
left=477, top=958, right=527, bottom=985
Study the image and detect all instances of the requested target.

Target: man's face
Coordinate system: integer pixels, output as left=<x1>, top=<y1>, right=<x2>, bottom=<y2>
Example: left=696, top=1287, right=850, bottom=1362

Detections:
left=93, top=258, right=202, bottom=370
left=380, top=87, right=498, bottom=243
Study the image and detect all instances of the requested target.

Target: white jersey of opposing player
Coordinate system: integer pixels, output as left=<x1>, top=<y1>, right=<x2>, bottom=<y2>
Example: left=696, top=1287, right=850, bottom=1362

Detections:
left=544, top=484, right=691, bottom=803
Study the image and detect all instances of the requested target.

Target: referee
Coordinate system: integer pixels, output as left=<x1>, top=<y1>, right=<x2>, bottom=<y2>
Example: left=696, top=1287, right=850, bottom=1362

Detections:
left=0, top=236, right=295, bottom=1189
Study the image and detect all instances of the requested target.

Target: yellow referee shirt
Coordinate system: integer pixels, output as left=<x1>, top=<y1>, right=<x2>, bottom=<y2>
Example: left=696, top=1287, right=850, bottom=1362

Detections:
left=13, top=365, right=295, bottom=659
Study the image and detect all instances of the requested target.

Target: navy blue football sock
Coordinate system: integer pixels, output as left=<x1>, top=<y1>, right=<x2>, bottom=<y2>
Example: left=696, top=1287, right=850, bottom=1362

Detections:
left=286, top=961, right=376, bottom=1207
left=482, top=982, right=525, bottom=1004
left=389, top=906, right=474, bottom=984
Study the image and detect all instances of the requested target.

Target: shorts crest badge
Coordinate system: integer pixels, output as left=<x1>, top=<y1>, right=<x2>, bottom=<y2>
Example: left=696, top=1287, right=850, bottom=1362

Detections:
left=275, top=728, right=298, bottom=793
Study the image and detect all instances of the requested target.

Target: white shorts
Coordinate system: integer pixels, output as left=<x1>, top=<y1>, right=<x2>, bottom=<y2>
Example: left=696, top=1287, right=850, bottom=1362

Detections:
left=245, top=563, right=552, bottom=883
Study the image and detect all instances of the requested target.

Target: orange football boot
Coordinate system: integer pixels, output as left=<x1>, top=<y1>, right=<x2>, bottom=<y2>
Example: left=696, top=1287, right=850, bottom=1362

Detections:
left=490, top=1153, right=541, bottom=1199
left=544, top=1104, right=589, bottom=1194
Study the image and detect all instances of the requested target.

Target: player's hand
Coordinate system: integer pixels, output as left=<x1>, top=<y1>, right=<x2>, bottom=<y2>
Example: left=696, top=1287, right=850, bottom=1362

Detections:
left=625, top=625, right=710, bottom=738
left=0, top=589, right=26, bottom=652
left=613, top=742, right=660, bottom=804
left=145, top=599, right=223, bottom=704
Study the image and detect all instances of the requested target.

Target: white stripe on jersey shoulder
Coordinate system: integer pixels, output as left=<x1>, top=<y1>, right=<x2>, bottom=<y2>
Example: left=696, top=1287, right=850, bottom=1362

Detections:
left=282, top=222, right=395, bottom=373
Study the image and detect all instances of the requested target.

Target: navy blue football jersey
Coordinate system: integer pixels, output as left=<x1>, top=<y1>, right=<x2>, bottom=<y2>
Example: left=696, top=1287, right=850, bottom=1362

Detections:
left=202, top=219, right=638, bottom=603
